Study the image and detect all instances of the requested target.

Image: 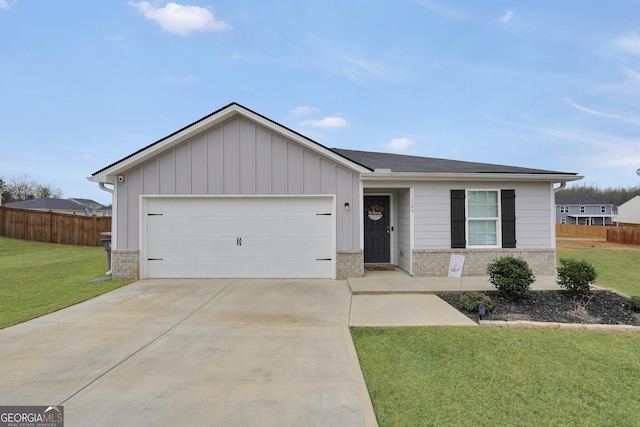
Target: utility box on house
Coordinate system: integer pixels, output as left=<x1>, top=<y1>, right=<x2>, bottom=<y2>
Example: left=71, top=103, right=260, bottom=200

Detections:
left=100, top=232, right=112, bottom=272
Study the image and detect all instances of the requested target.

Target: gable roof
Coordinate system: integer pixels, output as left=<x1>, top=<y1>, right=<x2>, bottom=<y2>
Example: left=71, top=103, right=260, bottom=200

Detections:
left=90, top=102, right=369, bottom=183
left=90, top=102, right=581, bottom=184
left=555, top=195, right=611, bottom=205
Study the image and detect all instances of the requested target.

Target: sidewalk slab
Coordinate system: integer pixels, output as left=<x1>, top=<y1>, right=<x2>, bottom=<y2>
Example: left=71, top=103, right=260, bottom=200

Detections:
left=350, top=294, right=477, bottom=326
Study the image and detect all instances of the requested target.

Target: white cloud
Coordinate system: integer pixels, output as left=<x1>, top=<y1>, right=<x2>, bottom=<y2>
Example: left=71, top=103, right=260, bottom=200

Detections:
left=540, top=126, right=640, bottom=168
left=300, top=116, right=349, bottom=129
left=412, top=1, right=471, bottom=21
left=0, top=0, right=13, bottom=11
left=290, top=105, right=319, bottom=117
left=498, top=9, right=515, bottom=24
left=129, top=1, right=232, bottom=36
left=80, top=153, right=95, bottom=162
left=565, top=99, right=640, bottom=125
left=381, top=137, right=415, bottom=152
left=312, top=38, right=410, bottom=87
left=611, top=33, right=640, bottom=55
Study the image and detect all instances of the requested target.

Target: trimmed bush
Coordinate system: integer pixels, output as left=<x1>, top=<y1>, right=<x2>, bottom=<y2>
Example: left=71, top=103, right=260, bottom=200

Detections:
left=628, top=296, right=640, bottom=312
left=556, top=258, right=597, bottom=295
left=459, top=292, right=494, bottom=313
left=487, top=256, right=536, bottom=299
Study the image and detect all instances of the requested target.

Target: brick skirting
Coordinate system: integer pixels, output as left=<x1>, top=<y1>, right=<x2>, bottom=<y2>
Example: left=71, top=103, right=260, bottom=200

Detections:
left=111, top=249, right=140, bottom=281
left=336, top=249, right=364, bottom=279
left=412, top=248, right=556, bottom=277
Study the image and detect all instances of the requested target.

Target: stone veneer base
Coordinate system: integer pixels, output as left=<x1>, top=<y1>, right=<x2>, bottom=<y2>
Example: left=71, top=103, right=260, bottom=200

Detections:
left=336, top=249, right=364, bottom=279
left=412, top=248, right=556, bottom=277
left=111, top=249, right=140, bottom=281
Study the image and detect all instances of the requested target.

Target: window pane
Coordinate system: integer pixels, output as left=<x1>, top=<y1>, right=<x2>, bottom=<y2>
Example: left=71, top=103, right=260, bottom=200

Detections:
left=469, top=220, right=497, bottom=246
left=468, top=191, right=498, bottom=218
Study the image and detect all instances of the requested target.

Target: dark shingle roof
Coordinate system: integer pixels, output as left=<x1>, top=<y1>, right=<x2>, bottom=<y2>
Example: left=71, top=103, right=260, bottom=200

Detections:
left=5, top=198, right=84, bottom=210
left=555, top=196, right=611, bottom=205
left=332, top=148, right=574, bottom=175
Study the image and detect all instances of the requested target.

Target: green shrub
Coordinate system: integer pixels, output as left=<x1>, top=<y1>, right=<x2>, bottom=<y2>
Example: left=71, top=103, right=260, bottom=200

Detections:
left=556, top=258, right=597, bottom=295
left=628, top=296, right=640, bottom=312
left=487, top=256, right=536, bottom=299
left=459, top=292, right=494, bottom=313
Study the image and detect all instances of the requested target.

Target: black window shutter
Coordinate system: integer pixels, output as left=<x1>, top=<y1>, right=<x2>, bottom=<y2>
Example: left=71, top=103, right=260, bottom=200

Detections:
left=501, top=189, right=516, bottom=248
left=451, top=190, right=466, bottom=248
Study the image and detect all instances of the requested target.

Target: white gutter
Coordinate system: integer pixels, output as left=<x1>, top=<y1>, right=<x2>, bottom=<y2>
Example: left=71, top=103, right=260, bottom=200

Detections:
left=361, top=172, right=583, bottom=183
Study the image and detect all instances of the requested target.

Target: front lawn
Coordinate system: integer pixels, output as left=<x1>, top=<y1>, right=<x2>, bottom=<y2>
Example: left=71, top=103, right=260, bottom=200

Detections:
left=0, top=237, right=131, bottom=329
left=351, top=327, right=640, bottom=427
left=556, top=247, right=640, bottom=297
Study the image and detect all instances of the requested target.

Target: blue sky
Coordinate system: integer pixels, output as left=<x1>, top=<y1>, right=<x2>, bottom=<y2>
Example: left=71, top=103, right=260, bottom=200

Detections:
left=2, top=1, right=640, bottom=205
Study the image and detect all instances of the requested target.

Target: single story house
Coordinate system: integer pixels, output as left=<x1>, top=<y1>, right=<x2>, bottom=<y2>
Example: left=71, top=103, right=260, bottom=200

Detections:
left=89, top=103, right=581, bottom=280
left=555, top=195, right=615, bottom=226
left=615, top=195, right=640, bottom=226
left=4, top=197, right=111, bottom=217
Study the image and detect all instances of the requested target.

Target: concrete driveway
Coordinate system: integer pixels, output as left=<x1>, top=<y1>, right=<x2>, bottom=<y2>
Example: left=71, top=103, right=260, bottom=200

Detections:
left=0, top=279, right=377, bottom=426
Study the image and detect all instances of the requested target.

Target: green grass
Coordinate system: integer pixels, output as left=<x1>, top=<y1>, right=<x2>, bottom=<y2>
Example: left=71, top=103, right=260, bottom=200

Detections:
left=351, top=327, right=640, bottom=427
left=556, top=248, right=640, bottom=297
left=0, top=237, right=131, bottom=329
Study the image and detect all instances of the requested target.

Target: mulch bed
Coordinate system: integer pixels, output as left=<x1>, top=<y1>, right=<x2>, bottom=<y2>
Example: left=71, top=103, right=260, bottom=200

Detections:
left=437, top=290, right=640, bottom=326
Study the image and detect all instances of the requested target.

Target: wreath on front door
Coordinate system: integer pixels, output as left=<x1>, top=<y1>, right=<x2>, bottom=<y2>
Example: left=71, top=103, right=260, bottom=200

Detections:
left=367, top=203, right=384, bottom=221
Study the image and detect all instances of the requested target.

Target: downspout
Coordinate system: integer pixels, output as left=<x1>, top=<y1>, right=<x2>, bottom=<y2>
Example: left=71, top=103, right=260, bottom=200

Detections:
left=99, top=182, right=114, bottom=194
left=553, top=182, right=566, bottom=193
left=98, top=182, right=114, bottom=275
left=550, top=181, right=567, bottom=255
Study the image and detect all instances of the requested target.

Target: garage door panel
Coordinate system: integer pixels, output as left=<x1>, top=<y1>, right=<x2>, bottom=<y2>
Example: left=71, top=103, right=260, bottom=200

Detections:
left=143, top=197, right=334, bottom=278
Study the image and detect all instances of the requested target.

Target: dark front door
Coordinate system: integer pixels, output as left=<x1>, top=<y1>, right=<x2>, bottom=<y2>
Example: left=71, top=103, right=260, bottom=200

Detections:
left=364, top=195, right=390, bottom=263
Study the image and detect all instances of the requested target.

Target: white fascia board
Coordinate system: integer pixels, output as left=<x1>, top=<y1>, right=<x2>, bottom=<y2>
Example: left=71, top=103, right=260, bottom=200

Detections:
left=90, top=104, right=369, bottom=183
left=360, top=172, right=584, bottom=183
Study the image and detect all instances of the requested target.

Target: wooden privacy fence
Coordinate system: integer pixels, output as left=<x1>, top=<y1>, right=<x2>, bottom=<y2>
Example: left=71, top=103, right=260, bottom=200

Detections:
left=607, top=227, right=640, bottom=246
left=555, top=224, right=608, bottom=238
left=0, top=207, right=112, bottom=246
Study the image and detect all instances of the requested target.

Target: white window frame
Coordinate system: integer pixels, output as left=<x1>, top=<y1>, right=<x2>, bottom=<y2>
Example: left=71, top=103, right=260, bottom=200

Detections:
left=466, top=189, right=501, bottom=248
left=561, top=218, right=566, bottom=224
left=580, top=206, right=585, bottom=213
left=560, top=206, right=569, bottom=213
left=601, top=206, right=606, bottom=213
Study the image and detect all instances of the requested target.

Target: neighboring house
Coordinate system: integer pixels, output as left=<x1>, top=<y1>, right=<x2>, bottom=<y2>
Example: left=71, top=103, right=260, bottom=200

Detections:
left=555, top=196, right=615, bottom=226
left=615, top=195, right=640, bottom=226
left=89, top=103, right=581, bottom=281
left=4, top=198, right=111, bottom=217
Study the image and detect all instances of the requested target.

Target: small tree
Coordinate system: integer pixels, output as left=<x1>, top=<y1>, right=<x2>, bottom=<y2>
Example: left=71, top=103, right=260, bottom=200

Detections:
left=556, top=258, right=597, bottom=295
left=487, top=256, right=536, bottom=299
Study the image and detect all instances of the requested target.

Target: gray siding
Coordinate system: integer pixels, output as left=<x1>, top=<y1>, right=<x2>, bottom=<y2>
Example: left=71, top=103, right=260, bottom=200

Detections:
left=412, top=181, right=553, bottom=249
left=116, top=116, right=361, bottom=251
left=396, top=188, right=412, bottom=272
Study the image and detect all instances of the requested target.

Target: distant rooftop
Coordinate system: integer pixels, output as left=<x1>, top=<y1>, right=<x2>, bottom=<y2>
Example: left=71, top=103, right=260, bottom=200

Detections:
left=555, top=195, right=611, bottom=205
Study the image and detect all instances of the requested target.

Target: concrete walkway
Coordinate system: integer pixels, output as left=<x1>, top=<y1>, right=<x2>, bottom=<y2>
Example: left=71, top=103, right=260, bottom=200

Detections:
left=348, top=270, right=561, bottom=327
left=0, top=279, right=377, bottom=427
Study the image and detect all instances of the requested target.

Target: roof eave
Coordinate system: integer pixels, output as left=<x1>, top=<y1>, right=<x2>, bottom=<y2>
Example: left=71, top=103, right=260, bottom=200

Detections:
left=361, top=171, right=583, bottom=182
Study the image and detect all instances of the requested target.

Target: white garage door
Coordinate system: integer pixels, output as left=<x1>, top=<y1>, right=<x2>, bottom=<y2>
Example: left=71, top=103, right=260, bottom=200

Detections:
left=142, top=196, right=335, bottom=279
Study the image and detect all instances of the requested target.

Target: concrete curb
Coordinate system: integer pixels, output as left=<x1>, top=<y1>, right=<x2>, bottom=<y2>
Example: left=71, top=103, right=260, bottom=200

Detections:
left=479, top=320, right=640, bottom=332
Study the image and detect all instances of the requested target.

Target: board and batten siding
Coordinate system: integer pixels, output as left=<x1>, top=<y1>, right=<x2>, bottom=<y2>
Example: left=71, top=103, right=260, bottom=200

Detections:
left=115, top=116, right=361, bottom=251
left=412, top=181, right=554, bottom=249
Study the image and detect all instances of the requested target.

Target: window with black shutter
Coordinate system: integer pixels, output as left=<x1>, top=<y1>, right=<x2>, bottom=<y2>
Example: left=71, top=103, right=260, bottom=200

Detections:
left=501, top=189, right=516, bottom=248
left=450, top=190, right=466, bottom=248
